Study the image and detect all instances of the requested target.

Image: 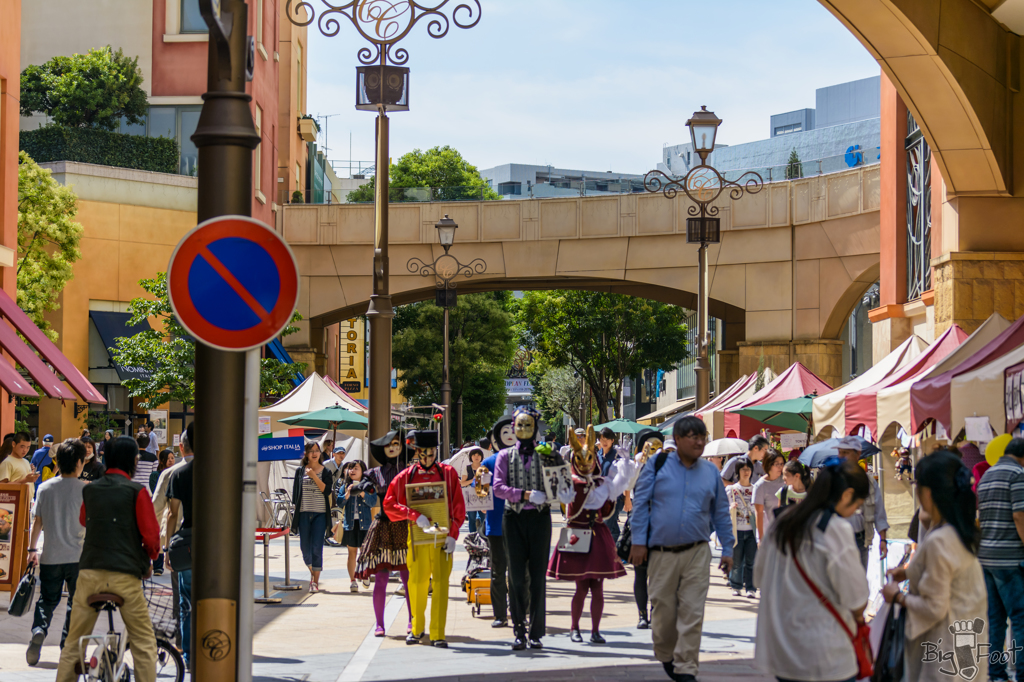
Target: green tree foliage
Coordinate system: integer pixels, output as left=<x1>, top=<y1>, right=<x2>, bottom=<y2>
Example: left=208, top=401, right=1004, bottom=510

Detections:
left=785, top=148, right=803, bottom=180
left=517, top=291, right=689, bottom=423
left=21, top=47, right=148, bottom=131
left=392, top=292, right=515, bottom=441
left=347, top=145, right=500, bottom=202
left=17, top=151, right=83, bottom=341
left=111, top=273, right=306, bottom=412
left=527, top=353, right=583, bottom=429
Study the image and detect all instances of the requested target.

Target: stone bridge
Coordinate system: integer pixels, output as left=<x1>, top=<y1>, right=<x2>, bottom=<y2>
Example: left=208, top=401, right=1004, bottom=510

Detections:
left=278, top=165, right=880, bottom=390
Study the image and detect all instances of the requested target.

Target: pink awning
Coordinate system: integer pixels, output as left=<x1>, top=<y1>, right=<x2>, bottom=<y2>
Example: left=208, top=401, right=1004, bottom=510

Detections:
left=911, top=313, right=1024, bottom=434
left=696, top=373, right=757, bottom=421
left=845, top=325, right=967, bottom=437
left=0, top=289, right=106, bottom=404
left=723, top=363, right=832, bottom=439
left=0, top=353, right=41, bottom=398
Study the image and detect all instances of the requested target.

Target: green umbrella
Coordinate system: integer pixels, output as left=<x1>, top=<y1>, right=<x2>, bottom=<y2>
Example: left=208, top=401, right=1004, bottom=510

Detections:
left=733, top=396, right=814, bottom=433
left=280, top=403, right=369, bottom=448
left=592, top=418, right=647, bottom=435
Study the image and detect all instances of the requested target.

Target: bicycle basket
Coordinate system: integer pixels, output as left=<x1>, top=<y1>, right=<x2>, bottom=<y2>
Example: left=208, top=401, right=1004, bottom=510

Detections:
left=143, top=580, right=178, bottom=641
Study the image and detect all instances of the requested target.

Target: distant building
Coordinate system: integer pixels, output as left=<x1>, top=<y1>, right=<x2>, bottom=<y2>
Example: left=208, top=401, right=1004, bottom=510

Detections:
left=660, top=76, right=881, bottom=181
left=479, top=163, right=647, bottom=199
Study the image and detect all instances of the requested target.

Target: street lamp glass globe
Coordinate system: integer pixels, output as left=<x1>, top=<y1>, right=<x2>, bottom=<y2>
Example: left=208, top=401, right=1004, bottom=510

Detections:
left=686, top=106, right=722, bottom=162
left=435, top=214, right=458, bottom=247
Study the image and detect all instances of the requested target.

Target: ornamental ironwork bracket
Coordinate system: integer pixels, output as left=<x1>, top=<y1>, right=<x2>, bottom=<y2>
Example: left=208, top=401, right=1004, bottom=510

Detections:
left=406, top=251, right=486, bottom=290
left=643, top=165, right=764, bottom=218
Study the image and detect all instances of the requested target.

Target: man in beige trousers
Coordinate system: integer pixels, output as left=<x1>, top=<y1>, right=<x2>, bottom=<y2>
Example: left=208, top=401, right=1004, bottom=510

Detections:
left=629, top=416, right=734, bottom=682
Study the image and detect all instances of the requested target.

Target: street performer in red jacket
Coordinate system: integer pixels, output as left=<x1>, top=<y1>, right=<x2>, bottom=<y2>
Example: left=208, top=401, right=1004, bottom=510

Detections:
left=384, top=430, right=466, bottom=648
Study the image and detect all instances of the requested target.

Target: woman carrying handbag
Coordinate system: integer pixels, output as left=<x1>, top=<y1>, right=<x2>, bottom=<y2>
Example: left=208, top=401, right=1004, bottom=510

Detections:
left=753, top=456, right=872, bottom=682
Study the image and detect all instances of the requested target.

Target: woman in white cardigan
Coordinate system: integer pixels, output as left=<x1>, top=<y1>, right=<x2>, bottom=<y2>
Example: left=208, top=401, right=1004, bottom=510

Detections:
left=754, top=457, right=871, bottom=682
left=882, top=449, right=987, bottom=682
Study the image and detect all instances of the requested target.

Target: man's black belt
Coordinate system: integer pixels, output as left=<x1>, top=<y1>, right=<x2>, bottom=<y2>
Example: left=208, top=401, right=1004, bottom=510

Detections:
left=650, top=541, right=704, bottom=553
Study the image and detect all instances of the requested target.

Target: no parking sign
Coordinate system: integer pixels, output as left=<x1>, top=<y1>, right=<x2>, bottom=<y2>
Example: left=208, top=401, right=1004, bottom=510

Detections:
left=168, top=216, right=299, bottom=351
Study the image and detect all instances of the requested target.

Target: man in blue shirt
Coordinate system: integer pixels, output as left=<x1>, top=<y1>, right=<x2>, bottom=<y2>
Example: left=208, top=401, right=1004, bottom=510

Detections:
left=30, top=434, right=55, bottom=490
left=481, top=452, right=508, bottom=628
left=630, top=416, right=733, bottom=682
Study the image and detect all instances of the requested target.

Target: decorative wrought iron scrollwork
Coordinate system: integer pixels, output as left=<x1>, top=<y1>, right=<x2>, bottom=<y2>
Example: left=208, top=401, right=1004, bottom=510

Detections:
left=906, top=111, right=931, bottom=301
left=406, top=254, right=486, bottom=286
left=286, top=0, right=481, bottom=65
left=643, top=165, right=764, bottom=206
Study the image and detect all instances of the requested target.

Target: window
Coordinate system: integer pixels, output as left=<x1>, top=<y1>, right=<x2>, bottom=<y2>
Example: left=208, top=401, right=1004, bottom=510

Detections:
left=181, top=0, right=206, bottom=33
left=906, top=112, right=932, bottom=300
left=774, top=123, right=802, bottom=136
left=256, top=0, right=264, bottom=47
left=296, top=43, right=303, bottom=110
left=254, top=105, right=263, bottom=200
left=296, top=162, right=301, bottom=192
left=147, top=105, right=202, bottom=175
left=497, top=181, right=522, bottom=196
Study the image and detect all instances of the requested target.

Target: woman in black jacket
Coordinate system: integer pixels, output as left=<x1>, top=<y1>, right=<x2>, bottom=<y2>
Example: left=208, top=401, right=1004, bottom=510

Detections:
left=291, top=441, right=334, bottom=592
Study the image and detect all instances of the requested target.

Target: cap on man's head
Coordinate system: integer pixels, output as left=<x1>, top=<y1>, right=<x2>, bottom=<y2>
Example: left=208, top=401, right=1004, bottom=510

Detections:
left=42, top=434, right=53, bottom=443
left=574, top=428, right=586, bottom=436
left=333, top=445, right=347, bottom=453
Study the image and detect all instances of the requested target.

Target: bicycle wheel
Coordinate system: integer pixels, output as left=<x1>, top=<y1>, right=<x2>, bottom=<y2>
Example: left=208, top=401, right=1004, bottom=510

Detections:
left=124, top=638, right=185, bottom=682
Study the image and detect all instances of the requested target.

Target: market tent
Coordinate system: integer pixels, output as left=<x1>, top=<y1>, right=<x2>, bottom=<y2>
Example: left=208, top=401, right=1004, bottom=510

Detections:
left=723, top=363, right=832, bottom=439
left=875, top=313, right=1011, bottom=435
left=638, top=397, right=696, bottom=425
left=812, top=335, right=927, bottom=437
left=912, top=313, right=1024, bottom=434
left=844, top=325, right=968, bottom=438
left=260, top=371, right=368, bottom=435
left=949, top=333, right=1024, bottom=437
left=698, top=372, right=776, bottom=440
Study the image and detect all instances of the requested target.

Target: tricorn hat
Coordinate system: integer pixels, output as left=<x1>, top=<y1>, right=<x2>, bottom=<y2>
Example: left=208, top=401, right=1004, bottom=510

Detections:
left=634, top=428, right=664, bottom=455
left=369, top=430, right=399, bottom=460
left=413, top=430, right=439, bottom=450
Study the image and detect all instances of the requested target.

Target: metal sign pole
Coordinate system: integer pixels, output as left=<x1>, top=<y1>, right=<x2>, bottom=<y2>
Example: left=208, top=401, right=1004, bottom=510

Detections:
left=192, top=2, right=260, bottom=680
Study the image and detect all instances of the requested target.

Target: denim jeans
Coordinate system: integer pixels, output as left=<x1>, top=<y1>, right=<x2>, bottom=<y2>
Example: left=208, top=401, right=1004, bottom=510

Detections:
left=984, top=566, right=1024, bottom=681
left=730, top=529, right=757, bottom=592
left=31, top=562, right=79, bottom=647
left=298, top=512, right=326, bottom=570
left=178, top=569, right=192, bottom=667
left=604, top=495, right=626, bottom=543
left=466, top=511, right=486, bottom=534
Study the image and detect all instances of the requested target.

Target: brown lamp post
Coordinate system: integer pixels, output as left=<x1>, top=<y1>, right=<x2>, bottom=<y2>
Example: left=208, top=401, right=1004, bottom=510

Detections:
left=644, top=106, right=764, bottom=409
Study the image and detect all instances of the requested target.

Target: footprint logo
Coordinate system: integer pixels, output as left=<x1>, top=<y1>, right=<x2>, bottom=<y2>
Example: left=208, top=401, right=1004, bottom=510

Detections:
left=949, top=618, right=986, bottom=680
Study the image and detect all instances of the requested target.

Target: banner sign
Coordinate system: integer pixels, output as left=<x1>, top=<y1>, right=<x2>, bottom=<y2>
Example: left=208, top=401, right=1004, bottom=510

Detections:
left=505, top=378, right=532, bottom=393
left=257, top=436, right=304, bottom=462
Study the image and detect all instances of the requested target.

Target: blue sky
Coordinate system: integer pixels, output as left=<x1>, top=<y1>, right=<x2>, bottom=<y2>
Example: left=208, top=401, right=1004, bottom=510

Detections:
left=305, top=0, right=879, bottom=176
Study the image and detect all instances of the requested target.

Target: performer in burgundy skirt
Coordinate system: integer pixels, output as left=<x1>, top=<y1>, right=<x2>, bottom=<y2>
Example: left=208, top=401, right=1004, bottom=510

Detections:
left=548, top=425, right=636, bottom=644
left=355, top=430, right=412, bottom=636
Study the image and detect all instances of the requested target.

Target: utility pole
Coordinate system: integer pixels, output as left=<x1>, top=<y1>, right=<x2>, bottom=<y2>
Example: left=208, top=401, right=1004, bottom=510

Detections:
left=191, top=1, right=259, bottom=680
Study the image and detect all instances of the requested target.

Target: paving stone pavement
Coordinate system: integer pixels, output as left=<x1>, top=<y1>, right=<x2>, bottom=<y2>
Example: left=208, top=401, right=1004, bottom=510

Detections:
left=0, top=521, right=769, bottom=682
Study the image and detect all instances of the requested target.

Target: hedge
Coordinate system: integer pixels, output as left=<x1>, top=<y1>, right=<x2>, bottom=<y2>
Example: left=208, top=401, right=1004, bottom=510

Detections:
left=20, top=125, right=180, bottom=175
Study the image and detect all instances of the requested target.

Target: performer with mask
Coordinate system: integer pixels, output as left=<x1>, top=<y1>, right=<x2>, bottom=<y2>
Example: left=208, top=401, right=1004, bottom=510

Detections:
left=628, top=428, right=665, bottom=630
left=491, top=415, right=515, bottom=454
left=493, top=407, right=574, bottom=651
left=355, top=431, right=412, bottom=637
left=548, top=425, right=635, bottom=643
left=383, top=430, right=466, bottom=648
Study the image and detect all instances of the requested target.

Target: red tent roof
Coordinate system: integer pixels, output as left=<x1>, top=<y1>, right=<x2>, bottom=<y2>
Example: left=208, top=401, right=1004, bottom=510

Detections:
left=845, top=325, right=967, bottom=438
left=911, top=314, right=1024, bottom=433
left=723, top=363, right=831, bottom=439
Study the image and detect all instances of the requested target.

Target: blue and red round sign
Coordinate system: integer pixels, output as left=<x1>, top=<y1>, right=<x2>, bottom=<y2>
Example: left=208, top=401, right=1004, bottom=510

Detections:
left=168, top=215, right=299, bottom=352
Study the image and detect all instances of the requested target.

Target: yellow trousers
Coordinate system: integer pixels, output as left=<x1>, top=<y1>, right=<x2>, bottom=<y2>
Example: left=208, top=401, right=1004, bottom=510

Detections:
left=56, top=569, right=157, bottom=682
left=407, top=537, right=453, bottom=641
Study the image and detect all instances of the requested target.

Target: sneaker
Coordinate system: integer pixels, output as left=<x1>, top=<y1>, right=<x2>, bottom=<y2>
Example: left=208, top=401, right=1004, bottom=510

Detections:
left=732, top=589, right=742, bottom=596
left=26, top=630, right=44, bottom=666
left=746, top=590, right=757, bottom=598
left=362, top=578, right=370, bottom=588
left=350, top=581, right=359, bottom=593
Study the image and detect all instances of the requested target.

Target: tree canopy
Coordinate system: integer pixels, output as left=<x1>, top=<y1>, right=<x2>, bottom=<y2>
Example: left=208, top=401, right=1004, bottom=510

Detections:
left=347, top=145, right=500, bottom=202
left=111, top=273, right=306, bottom=413
left=21, top=47, right=148, bottom=131
left=17, top=151, right=83, bottom=341
left=527, top=353, right=584, bottom=430
left=517, top=291, right=689, bottom=423
left=392, top=292, right=515, bottom=441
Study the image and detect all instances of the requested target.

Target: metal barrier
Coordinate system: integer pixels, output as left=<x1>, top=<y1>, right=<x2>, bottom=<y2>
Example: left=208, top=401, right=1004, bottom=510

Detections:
left=254, top=527, right=289, bottom=604
left=272, top=531, right=302, bottom=591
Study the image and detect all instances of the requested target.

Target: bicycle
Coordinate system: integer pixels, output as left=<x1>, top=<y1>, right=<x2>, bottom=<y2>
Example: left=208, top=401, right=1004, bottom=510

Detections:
left=77, top=580, right=185, bottom=682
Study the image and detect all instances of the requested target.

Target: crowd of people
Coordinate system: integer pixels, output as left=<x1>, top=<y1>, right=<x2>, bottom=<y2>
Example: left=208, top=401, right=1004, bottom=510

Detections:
left=4, top=412, right=1024, bottom=682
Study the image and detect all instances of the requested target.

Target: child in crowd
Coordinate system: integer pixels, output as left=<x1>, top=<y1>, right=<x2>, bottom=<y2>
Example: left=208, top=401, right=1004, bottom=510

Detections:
left=338, top=461, right=377, bottom=593
left=727, top=457, right=758, bottom=598
left=775, top=460, right=811, bottom=513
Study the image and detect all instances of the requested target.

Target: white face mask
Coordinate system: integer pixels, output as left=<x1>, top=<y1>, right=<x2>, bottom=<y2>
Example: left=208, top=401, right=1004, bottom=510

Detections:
left=384, top=439, right=402, bottom=458
left=499, top=424, right=516, bottom=448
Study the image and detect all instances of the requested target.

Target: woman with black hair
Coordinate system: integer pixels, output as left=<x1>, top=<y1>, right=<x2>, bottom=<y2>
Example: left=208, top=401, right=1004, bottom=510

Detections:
left=753, top=457, right=870, bottom=682
left=338, top=460, right=377, bottom=592
left=881, top=449, right=986, bottom=682
left=290, top=441, right=334, bottom=593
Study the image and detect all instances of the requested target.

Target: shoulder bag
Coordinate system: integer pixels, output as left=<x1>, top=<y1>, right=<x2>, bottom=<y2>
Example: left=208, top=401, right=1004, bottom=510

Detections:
left=871, top=601, right=906, bottom=682
left=793, top=553, right=874, bottom=680
left=7, top=564, right=37, bottom=617
left=168, top=527, right=192, bottom=572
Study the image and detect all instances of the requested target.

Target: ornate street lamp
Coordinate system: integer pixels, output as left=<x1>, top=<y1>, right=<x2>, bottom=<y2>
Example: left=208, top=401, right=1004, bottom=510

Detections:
left=286, top=0, right=481, bottom=441
left=643, top=106, right=764, bottom=409
left=406, top=215, right=486, bottom=455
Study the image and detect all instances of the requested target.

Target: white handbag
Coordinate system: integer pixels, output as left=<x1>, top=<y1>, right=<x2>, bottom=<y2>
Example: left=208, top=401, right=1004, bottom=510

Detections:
left=557, top=527, right=592, bottom=553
